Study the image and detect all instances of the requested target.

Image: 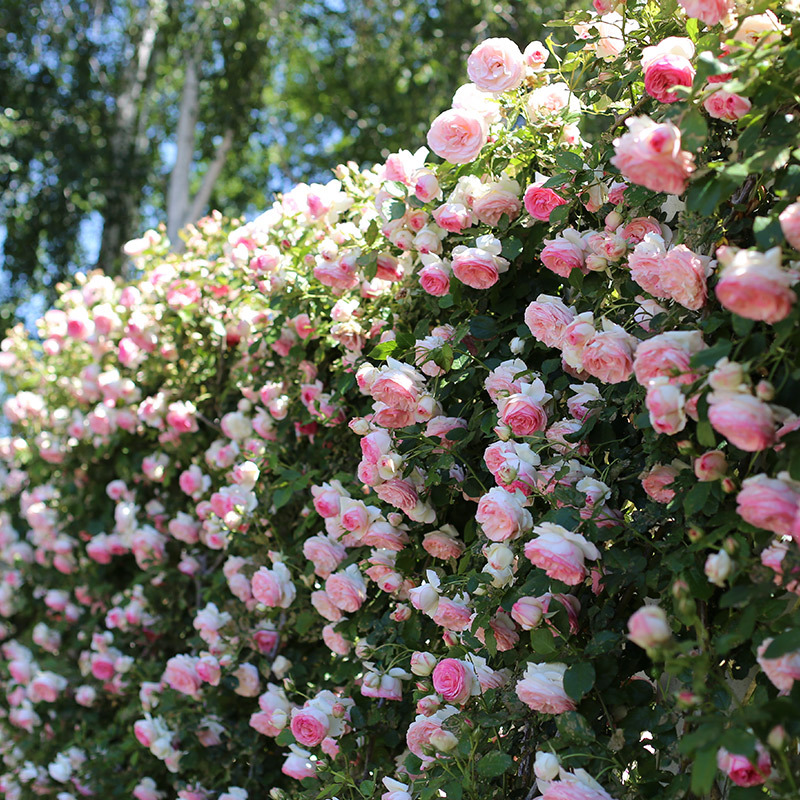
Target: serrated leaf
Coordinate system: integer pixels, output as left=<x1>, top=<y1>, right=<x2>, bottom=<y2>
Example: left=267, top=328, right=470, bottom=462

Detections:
left=564, top=661, right=595, bottom=701
left=690, top=747, right=718, bottom=794
left=368, top=340, right=398, bottom=360
left=476, top=750, right=513, bottom=778
left=470, top=315, right=497, bottom=339
left=683, top=481, right=711, bottom=516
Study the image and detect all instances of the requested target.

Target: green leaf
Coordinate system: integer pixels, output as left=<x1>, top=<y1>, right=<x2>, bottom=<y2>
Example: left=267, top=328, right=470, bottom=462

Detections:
left=696, top=421, right=716, bottom=448
left=763, top=628, right=800, bottom=658
left=438, top=294, right=454, bottom=308
left=690, top=747, right=718, bottom=795
left=442, top=781, right=464, bottom=800
left=368, top=340, right=398, bottom=360
left=387, top=199, right=406, bottom=220
left=359, top=780, right=375, bottom=797
left=294, top=611, right=316, bottom=635
left=273, top=486, right=293, bottom=510
left=683, top=481, right=711, bottom=516
left=530, top=627, right=557, bottom=655
left=690, top=339, right=731, bottom=368
left=753, top=216, right=784, bottom=249
left=275, top=729, right=296, bottom=746
left=555, top=150, right=585, bottom=170
left=470, top=315, right=497, bottom=339
left=476, top=750, right=513, bottom=778
left=564, top=661, right=595, bottom=701
left=502, top=236, right=523, bottom=260
left=680, top=108, right=707, bottom=152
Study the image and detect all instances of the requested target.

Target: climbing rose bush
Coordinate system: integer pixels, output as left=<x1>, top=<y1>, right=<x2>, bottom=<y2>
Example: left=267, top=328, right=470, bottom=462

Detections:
left=2, top=2, right=800, bottom=799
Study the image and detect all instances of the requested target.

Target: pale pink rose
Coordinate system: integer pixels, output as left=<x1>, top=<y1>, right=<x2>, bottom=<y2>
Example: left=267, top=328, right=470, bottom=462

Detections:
left=431, top=598, right=473, bottom=631
left=282, top=747, right=316, bottom=780
left=516, top=662, right=575, bottom=714
left=432, top=659, right=475, bottom=704
left=374, top=478, right=419, bottom=514
left=132, top=779, right=162, bottom=800
left=542, top=774, right=615, bottom=800
left=474, top=611, right=520, bottom=652
left=523, top=522, right=600, bottom=585
left=581, top=327, right=635, bottom=385
left=717, top=746, right=771, bottom=788
left=658, top=245, right=709, bottom=310
left=524, top=295, right=575, bottom=348
left=611, top=116, right=694, bottom=195
left=165, top=655, right=201, bottom=697
left=645, top=378, right=687, bottom=435
left=633, top=331, right=705, bottom=386
left=678, top=0, right=734, bottom=26
left=311, top=481, right=348, bottom=518
left=693, top=451, right=727, bottom=481
left=413, top=169, right=440, bottom=202
left=426, top=109, right=488, bottom=164
left=761, top=540, right=800, bottom=593
left=406, top=716, right=447, bottom=758
left=641, top=464, right=679, bottom=503
left=644, top=55, right=695, bottom=104
left=325, top=566, right=367, bottom=613
left=303, top=534, right=346, bottom=578
left=432, top=202, right=472, bottom=233
left=476, top=487, right=532, bottom=541
left=627, top=605, right=671, bottom=648
left=134, top=719, right=158, bottom=747
left=484, top=358, right=529, bottom=401
left=425, top=416, right=467, bottom=448
left=708, top=392, right=775, bottom=452
left=524, top=182, right=568, bottom=222
left=540, top=238, right=585, bottom=278
left=291, top=706, right=330, bottom=746
left=498, top=393, right=548, bottom=436
left=467, top=38, right=524, bottom=92
left=418, top=261, right=451, bottom=296
left=410, top=651, right=437, bottom=677
left=196, top=655, right=221, bottom=686
left=473, top=187, right=521, bottom=226
left=451, top=244, right=509, bottom=290
left=757, top=639, right=800, bottom=694
left=233, top=663, right=261, bottom=697
left=527, top=82, right=580, bottom=119
left=371, top=362, right=424, bottom=411
left=363, top=521, right=409, bottom=551
left=779, top=201, right=800, bottom=250
left=523, top=40, right=549, bottom=70
left=423, top=529, right=465, bottom=560
left=703, top=89, right=751, bottom=121
left=620, top=216, right=662, bottom=244
left=715, top=246, right=796, bottom=324
left=251, top=563, right=296, bottom=608
left=734, top=11, right=784, bottom=46
left=511, top=596, right=545, bottom=629
left=736, top=475, right=800, bottom=537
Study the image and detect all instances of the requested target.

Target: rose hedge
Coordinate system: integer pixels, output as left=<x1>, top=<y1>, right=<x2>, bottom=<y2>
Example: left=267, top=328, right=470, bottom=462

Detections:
left=2, top=2, right=800, bottom=799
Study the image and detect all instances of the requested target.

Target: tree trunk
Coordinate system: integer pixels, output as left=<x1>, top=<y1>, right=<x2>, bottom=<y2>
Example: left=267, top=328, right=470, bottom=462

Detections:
left=96, top=0, right=163, bottom=274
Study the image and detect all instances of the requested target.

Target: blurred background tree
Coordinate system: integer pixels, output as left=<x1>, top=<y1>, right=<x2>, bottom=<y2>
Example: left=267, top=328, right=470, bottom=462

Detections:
left=0, top=0, right=560, bottom=329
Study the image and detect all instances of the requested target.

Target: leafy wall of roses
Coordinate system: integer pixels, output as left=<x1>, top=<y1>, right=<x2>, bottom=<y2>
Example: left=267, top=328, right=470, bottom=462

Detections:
left=1, top=2, right=800, bottom=800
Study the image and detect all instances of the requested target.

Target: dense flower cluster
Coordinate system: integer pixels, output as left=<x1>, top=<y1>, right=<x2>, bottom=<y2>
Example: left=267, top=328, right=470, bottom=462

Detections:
left=1, top=1, right=800, bottom=799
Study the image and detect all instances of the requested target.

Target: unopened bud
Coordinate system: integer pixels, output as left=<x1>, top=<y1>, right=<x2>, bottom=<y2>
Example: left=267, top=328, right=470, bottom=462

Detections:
left=429, top=729, right=458, bottom=752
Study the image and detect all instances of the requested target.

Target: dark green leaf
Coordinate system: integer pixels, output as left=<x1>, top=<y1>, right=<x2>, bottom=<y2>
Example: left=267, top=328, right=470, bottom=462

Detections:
left=476, top=750, right=513, bottom=778
left=564, top=662, right=595, bottom=701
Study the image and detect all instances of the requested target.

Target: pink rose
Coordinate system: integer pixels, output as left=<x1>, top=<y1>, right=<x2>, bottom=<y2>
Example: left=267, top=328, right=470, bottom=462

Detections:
left=717, top=746, right=771, bottom=787
left=779, top=200, right=800, bottom=250
left=515, top=662, right=575, bottom=714
left=627, top=605, right=671, bottom=648
left=511, top=597, right=545, bottom=630
left=371, top=363, right=423, bottom=411
left=641, top=464, right=679, bottom=503
left=432, top=659, right=475, bottom=704
left=473, top=187, right=521, bottom=227
left=715, top=246, right=796, bottom=324
left=467, top=38, right=524, bottom=92
left=580, top=326, right=635, bottom=385
left=645, top=378, right=687, bottom=435
left=251, top=563, right=296, bottom=608
left=633, top=331, right=705, bottom=386
left=431, top=598, right=473, bottom=631
left=476, top=487, right=532, bottom=541
left=282, top=747, right=316, bottom=780
left=540, top=237, right=585, bottom=278
left=325, top=565, right=367, bottom=613
left=678, top=0, right=734, bottom=26
left=164, top=655, right=201, bottom=697
left=426, top=109, right=488, bottom=164
left=708, top=392, right=775, bottom=452
left=322, top=624, right=351, bottom=655
left=693, top=450, right=727, bottom=481
left=644, top=55, right=695, bottom=104
left=611, top=116, right=694, bottom=195
left=451, top=238, right=509, bottom=289
left=423, top=528, right=465, bottom=559
left=432, top=202, right=472, bottom=233
left=498, top=392, right=548, bottom=436
left=374, top=478, right=419, bottom=514
left=524, top=182, right=568, bottom=221
left=406, top=716, right=448, bottom=758
left=620, top=216, right=662, bottom=244
left=523, top=522, right=600, bottom=585
left=736, top=474, right=800, bottom=537
left=523, top=40, right=549, bottom=70
left=524, top=295, right=576, bottom=348
left=757, top=638, right=800, bottom=695
left=703, top=89, right=751, bottom=121
left=303, top=534, right=346, bottom=578
left=418, top=261, right=451, bottom=297
left=290, top=706, right=330, bottom=747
